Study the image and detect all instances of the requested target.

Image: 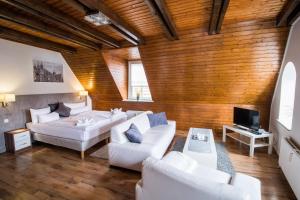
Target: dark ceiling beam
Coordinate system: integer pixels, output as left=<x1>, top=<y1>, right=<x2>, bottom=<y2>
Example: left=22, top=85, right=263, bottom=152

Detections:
left=0, top=0, right=120, bottom=48
left=0, top=9, right=101, bottom=50
left=288, top=6, right=300, bottom=25
left=277, top=0, right=300, bottom=27
left=145, top=0, right=178, bottom=40
left=0, top=26, right=76, bottom=53
left=209, top=0, right=230, bottom=35
left=215, top=0, right=230, bottom=34
left=77, top=0, right=144, bottom=45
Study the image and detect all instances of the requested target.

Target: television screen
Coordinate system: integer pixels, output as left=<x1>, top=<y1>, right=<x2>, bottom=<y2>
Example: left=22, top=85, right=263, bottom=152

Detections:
left=234, top=107, right=260, bottom=130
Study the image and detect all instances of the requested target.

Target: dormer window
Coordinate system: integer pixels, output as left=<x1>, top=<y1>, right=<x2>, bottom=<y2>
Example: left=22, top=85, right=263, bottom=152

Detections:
left=128, top=61, right=152, bottom=101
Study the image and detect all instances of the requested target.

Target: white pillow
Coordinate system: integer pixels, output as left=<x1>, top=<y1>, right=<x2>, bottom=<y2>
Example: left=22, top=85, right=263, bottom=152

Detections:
left=70, top=106, right=91, bottom=115
left=64, top=102, right=85, bottom=109
left=30, top=107, right=51, bottom=124
left=38, top=112, right=60, bottom=123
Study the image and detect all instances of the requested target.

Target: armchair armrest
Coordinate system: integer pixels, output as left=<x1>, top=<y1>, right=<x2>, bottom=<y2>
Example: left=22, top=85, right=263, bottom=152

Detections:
left=231, top=173, right=261, bottom=200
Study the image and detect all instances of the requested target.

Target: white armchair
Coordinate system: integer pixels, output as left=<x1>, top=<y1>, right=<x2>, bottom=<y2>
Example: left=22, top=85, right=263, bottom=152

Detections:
left=136, top=151, right=261, bottom=200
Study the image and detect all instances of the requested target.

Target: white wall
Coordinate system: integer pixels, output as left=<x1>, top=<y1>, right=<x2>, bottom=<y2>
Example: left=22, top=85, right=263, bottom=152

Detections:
left=0, top=38, right=83, bottom=95
left=270, top=18, right=300, bottom=152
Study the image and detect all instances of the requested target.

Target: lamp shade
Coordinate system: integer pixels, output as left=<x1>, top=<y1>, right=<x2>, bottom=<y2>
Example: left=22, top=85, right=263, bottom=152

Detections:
left=79, top=91, right=88, bottom=96
left=0, top=94, right=16, bottom=103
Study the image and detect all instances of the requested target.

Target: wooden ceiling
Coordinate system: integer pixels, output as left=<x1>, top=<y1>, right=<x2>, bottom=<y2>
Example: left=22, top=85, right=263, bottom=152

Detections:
left=0, top=0, right=294, bottom=52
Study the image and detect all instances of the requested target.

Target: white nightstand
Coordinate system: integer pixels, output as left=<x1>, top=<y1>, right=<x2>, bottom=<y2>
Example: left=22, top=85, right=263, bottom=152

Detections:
left=4, top=128, right=32, bottom=153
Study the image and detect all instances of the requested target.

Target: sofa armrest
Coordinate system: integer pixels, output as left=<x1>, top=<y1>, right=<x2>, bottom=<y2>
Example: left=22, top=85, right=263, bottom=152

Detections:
left=231, top=173, right=261, bottom=200
left=108, top=142, right=154, bottom=171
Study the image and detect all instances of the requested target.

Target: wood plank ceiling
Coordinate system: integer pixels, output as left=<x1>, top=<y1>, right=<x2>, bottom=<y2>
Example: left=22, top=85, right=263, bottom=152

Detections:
left=0, top=0, right=296, bottom=132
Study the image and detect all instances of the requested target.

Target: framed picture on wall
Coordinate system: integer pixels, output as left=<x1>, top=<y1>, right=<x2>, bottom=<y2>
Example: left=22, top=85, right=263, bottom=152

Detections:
left=33, top=59, right=64, bottom=82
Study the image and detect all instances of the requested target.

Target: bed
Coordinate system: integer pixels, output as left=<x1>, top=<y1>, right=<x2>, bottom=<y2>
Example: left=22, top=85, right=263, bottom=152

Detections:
left=27, top=110, right=127, bottom=159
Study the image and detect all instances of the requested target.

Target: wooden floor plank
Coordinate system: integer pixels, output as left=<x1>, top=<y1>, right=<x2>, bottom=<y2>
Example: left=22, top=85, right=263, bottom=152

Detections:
left=0, top=131, right=296, bottom=200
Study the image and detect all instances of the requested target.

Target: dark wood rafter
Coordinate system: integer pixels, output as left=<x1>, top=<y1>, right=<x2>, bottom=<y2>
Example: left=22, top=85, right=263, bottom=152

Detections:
left=215, top=0, right=230, bottom=34
left=0, top=26, right=76, bottom=53
left=288, top=6, right=300, bottom=25
left=77, top=0, right=144, bottom=45
left=277, top=0, right=300, bottom=27
left=209, top=0, right=230, bottom=35
left=0, top=9, right=101, bottom=50
left=0, top=0, right=120, bottom=48
left=144, top=0, right=178, bottom=40
left=282, top=1, right=300, bottom=27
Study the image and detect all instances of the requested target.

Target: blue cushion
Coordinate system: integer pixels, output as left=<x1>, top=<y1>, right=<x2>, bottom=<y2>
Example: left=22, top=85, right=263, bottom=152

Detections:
left=125, top=124, right=143, bottom=143
left=147, top=112, right=168, bottom=127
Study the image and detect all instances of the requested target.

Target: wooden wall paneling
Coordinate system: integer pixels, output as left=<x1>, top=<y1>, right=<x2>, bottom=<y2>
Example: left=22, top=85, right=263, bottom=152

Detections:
left=69, top=20, right=287, bottom=133
left=43, top=0, right=125, bottom=41
left=165, top=0, right=212, bottom=32
left=0, top=7, right=100, bottom=50
left=77, top=0, right=144, bottom=45
left=224, top=0, right=287, bottom=25
left=101, top=47, right=142, bottom=100
left=1, top=0, right=120, bottom=48
left=102, top=51, right=129, bottom=100
left=0, top=26, right=76, bottom=53
left=62, top=49, right=122, bottom=101
left=144, top=0, right=178, bottom=40
left=0, top=18, right=81, bottom=49
left=103, top=0, right=164, bottom=37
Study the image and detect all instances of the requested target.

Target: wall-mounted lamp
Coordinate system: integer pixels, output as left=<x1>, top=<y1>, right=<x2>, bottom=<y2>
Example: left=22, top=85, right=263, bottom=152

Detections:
left=79, top=90, right=88, bottom=100
left=0, top=93, right=16, bottom=107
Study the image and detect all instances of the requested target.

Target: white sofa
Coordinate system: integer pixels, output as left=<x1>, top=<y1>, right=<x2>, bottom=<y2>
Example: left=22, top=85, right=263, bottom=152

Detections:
left=136, top=151, right=261, bottom=200
left=108, top=111, right=176, bottom=171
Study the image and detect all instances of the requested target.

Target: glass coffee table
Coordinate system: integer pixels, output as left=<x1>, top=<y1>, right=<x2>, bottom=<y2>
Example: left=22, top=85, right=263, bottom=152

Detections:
left=183, top=128, right=217, bottom=169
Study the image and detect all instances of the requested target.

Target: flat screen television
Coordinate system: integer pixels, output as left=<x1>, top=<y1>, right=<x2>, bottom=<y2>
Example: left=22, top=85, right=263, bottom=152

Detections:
left=233, top=107, right=260, bottom=130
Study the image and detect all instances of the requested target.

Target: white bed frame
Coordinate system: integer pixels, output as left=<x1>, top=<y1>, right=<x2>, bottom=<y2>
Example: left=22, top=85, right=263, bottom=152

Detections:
left=32, top=131, right=110, bottom=159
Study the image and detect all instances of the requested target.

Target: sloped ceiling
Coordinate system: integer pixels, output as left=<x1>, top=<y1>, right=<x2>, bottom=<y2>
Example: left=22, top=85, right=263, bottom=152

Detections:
left=3, top=0, right=288, bottom=132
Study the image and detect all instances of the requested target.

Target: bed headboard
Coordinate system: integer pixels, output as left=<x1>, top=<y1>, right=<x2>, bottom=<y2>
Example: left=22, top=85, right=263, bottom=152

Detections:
left=0, top=93, right=85, bottom=139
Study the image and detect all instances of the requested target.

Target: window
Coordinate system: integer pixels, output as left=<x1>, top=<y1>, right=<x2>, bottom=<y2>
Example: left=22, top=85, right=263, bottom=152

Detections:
left=128, top=61, right=152, bottom=101
left=278, top=62, right=296, bottom=130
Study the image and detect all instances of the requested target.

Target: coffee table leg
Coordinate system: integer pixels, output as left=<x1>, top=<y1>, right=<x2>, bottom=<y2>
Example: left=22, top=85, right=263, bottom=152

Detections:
left=268, top=135, right=273, bottom=154
left=250, top=137, right=255, bottom=157
left=222, top=126, right=226, bottom=142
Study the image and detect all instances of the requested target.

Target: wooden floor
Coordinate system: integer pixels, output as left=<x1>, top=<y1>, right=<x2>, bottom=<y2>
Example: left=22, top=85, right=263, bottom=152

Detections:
left=0, top=131, right=296, bottom=200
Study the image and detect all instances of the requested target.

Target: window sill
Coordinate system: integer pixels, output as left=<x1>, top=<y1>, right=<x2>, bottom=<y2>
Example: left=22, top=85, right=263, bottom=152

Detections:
left=123, top=99, right=154, bottom=103
left=277, top=119, right=292, bottom=131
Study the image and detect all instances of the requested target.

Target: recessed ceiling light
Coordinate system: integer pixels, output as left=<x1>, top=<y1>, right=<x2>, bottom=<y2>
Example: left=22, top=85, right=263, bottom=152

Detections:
left=84, top=11, right=111, bottom=26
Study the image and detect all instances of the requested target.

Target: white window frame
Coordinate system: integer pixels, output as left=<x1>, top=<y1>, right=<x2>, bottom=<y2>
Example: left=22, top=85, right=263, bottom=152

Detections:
left=278, top=62, right=296, bottom=131
left=127, top=60, right=152, bottom=101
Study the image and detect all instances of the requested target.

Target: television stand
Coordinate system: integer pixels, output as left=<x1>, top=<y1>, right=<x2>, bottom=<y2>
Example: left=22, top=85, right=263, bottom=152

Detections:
left=223, top=125, right=273, bottom=157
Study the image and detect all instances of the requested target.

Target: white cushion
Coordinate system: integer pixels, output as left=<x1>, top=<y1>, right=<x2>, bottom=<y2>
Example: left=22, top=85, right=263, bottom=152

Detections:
left=38, top=112, right=60, bottom=123
left=64, top=102, right=85, bottom=109
left=70, top=106, right=91, bottom=115
left=162, top=151, right=198, bottom=172
left=163, top=151, right=231, bottom=184
left=30, top=107, right=51, bottom=124
left=110, top=111, right=152, bottom=144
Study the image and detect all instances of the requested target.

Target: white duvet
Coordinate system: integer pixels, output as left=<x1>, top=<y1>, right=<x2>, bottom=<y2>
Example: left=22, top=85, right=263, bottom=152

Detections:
left=27, top=111, right=127, bottom=141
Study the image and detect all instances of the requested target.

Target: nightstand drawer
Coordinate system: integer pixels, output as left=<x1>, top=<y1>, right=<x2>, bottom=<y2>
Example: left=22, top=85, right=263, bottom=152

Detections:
left=15, top=135, right=31, bottom=146
left=14, top=131, right=30, bottom=142
left=15, top=140, right=31, bottom=151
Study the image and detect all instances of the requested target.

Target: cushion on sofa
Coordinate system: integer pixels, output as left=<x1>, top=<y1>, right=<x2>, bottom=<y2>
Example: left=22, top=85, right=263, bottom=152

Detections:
left=147, top=112, right=168, bottom=127
left=55, top=102, right=71, bottom=117
left=125, top=123, right=143, bottom=143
